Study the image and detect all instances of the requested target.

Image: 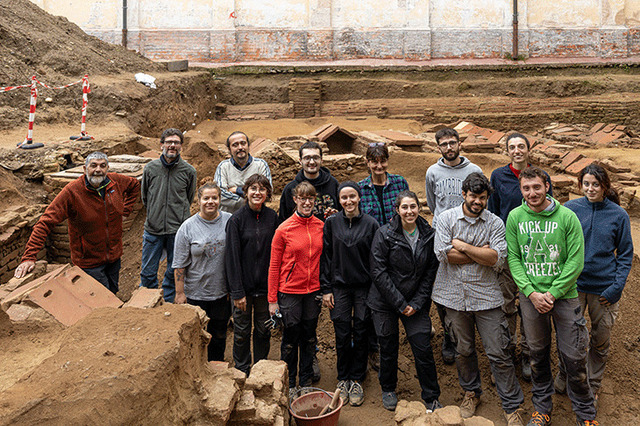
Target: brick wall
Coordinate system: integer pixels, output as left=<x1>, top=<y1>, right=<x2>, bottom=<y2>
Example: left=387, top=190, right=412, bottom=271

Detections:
left=0, top=206, right=46, bottom=284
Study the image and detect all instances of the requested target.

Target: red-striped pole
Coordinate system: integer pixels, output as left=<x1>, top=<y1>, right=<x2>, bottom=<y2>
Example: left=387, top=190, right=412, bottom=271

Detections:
left=80, top=74, right=92, bottom=137
left=24, top=75, right=37, bottom=145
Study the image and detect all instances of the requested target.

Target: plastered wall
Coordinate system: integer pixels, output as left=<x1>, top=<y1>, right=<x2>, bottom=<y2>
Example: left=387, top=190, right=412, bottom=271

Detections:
left=32, top=0, right=640, bottom=61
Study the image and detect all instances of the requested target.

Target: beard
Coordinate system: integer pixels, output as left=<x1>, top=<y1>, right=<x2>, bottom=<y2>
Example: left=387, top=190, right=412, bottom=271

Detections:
left=87, top=174, right=106, bottom=187
left=163, top=148, right=178, bottom=159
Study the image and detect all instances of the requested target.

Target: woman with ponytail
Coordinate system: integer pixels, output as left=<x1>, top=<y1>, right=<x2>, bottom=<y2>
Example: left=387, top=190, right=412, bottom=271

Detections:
left=555, top=163, right=633, bottom=408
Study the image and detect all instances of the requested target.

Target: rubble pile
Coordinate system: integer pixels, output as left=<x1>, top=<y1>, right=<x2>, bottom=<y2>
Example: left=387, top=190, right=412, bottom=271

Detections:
left=394, top=401, right=494, bottom=426
left=0, top=205, right=45, bottom=283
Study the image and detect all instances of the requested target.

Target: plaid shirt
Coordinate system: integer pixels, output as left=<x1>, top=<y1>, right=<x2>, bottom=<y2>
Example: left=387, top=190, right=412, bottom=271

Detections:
left=358, top=173, right=409, bottom=225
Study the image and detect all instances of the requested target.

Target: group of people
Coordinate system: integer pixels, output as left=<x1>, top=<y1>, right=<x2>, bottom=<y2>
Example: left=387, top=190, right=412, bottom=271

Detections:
left=14, top=126, right=632, bottom=426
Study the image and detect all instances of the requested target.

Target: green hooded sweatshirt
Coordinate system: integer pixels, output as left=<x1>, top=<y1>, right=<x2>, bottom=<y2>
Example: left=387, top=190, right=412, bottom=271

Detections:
left=506, top=196, right=584, bottom=300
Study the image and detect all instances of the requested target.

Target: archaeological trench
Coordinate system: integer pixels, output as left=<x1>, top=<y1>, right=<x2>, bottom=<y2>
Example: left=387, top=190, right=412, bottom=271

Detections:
left=2, top=65, right=640, bottom=426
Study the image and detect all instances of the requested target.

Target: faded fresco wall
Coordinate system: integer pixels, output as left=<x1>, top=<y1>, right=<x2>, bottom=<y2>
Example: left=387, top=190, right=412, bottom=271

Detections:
left=31, top=0, right=640, bottom=61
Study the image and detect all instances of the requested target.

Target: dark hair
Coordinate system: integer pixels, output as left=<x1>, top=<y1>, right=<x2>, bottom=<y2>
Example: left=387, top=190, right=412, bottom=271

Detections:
left=293, top=181, right=317, bottom=198
left=394, top=190, right=420, bottom=210
left=505, top=132, right=530, bottom=150
left=242, top=173, right=272, bottom=202
left=226, top=131, right=249, bottom=149
left=160, top=128, right=184, bottom=145
left=518, top=166, right=549, bottom=185
left=579, top=163, right=620, bottom=205
left=197, top=177, right=220, bottom=199
left=366, top=144, right=389, bottom=162
left=435, top=128, right=460, bottom=144
left=462, top=172, right=494, bottom=196
left=299, top=140, right=323, bottom=159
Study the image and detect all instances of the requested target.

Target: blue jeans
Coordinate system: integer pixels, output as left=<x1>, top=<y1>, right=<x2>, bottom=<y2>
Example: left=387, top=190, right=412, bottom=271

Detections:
left=140, top=231, right=176, bottom=302
left=83, top=259, right=121, bottom=294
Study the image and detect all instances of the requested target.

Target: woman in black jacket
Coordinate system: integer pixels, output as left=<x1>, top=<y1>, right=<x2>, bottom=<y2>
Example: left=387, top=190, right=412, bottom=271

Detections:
left=225, top=174, right=279, bottom=375
left=321, top=181, right=379, bottom=407
left=369, top=190, right=441, bottom=412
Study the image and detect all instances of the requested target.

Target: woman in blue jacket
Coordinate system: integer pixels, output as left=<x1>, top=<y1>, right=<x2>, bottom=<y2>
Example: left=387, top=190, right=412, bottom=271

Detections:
left=556, top=164, right=634, bottom=407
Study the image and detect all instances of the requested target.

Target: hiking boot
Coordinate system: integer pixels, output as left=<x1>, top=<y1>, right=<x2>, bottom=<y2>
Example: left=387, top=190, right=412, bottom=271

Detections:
left=312, top=353, right=321, bottom=382
left=336, top=380, right=351, bottom=405
left=504, top=408, right=525, bottom=426
left=442, top=333, right=456, bottom=365
left=349, top=381, right=364, bottom=406
left=368, top=350, right=380, bottom=372
left=576, top=420, right=600, bottom=426
left=459, top=391, right=480, bottom=418
left=554, top=371, right=567, bottom=394
left=425, top=399, right=443, bottom=413
left=382, top=391, right=398, bottom=411
left=521, top=355, right=532, bottom=382
left=527, top=411, right=551, bottom=426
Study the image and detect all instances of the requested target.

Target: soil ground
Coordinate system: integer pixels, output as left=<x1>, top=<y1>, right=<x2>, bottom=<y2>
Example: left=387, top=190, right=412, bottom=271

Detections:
left=3, top=1, right=639, bottom=423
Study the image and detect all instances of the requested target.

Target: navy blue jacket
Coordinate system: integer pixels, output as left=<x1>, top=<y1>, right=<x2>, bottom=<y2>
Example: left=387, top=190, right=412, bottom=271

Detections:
left=564, top=197, right=633, bottom=304
left=488, top=164, right=553, bottom=223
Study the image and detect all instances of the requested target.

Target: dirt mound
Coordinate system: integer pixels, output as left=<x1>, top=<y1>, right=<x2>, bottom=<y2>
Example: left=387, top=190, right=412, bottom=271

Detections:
left=0, top=167, right=27, bottom=207
left=0, top=0, right=161, bottom=85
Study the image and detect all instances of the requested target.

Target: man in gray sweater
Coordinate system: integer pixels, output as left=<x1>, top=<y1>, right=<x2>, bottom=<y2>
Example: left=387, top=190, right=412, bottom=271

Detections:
left=140, top=128, right=197, bottom=302
left=425, top=127, right=483, bottom=365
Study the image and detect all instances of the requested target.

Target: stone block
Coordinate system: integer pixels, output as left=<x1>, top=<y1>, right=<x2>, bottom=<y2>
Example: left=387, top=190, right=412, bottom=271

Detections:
left=601, top=158, right=630, bottom=173
left=395, top=399, right=428, bottom=424
left=551, top=175, right=574, bottom=189
left=231, top=390, right=256, bottom=421
left=244, top=360, right=287, bottom=400
left=566, top=157, right=596, bottom=176
left=464, top=416, right=495, bottom=425
left=163, top=59, right=189, bottom=72
left=435, top=405, right=464, bottom=425
left=123, top=287, right=164, bottom=309
left=588, top=123, right=606, bottom=134
left=560, top=151, right=584, bottom=171
left=6, top=302, right=54, bottom=322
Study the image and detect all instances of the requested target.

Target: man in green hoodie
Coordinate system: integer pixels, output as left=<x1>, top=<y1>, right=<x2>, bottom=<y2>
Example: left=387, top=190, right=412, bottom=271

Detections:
left=506, top=166, right=598, bottom=426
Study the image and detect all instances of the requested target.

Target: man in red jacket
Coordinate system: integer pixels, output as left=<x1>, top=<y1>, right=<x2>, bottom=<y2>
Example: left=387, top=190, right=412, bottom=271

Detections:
left=14, top=152, right=140, bottom=294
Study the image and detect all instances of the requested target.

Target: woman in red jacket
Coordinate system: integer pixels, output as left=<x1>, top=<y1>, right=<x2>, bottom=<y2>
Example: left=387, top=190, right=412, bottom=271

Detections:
left=269, top=181, right=324, bottom=397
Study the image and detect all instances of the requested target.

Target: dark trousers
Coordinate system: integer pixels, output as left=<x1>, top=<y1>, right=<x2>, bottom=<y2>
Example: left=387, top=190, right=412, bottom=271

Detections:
left=82, top=259, right=121, bottom=294
left=279, top=291, right=321, bottom=388
left=232, top=294, right=271, bottom=374
left=372, top=302, right=441, bottom=404
left=188, top=296, right=232, bottom=362
left=331, top=287, right=369, bottom=382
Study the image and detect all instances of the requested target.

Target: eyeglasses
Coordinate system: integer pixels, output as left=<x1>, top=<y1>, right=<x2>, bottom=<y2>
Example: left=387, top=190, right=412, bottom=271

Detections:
left=438, top=141, right=458, bottom=148
left=164, top=141, right=182, bottom=146
left=301, top=155, right=321, bottom=162
left=368, top=142, right=385, bottom=147
left=296, top=197, right=315, bottom=204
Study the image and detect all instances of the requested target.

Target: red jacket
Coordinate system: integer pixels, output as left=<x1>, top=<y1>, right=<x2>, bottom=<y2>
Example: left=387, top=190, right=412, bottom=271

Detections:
left=268, top=213, right=324, bottom=303
left=22, top=173, right=140, bottom=268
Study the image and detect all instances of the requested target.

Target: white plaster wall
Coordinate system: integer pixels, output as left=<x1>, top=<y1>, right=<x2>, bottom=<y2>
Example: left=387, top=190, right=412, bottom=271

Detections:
left=430, top=0, right=511, bottom=29
left=332, top=0, right=429, bottom=28
left=236, top=0, right=309, bottom=28
left=137, top=0, right=213, bottom=29
left=527, top=0, right=600, bottom=27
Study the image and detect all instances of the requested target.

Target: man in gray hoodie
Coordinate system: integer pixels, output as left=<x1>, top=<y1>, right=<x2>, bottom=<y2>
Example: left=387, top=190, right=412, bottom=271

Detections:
left=140, top=128, right=197, bottom=302
left=425, top=127, right=482, bottom=365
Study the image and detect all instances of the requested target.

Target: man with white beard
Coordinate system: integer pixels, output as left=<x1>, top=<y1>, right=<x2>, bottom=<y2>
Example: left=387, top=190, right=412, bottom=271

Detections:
left=15, top=152, right=140, bottom=294
left=139, top=128, right=197, bottom=302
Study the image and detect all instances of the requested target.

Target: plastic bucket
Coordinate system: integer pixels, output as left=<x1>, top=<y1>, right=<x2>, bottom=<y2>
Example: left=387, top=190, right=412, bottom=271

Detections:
left=290, top=390, right=343, bottom=426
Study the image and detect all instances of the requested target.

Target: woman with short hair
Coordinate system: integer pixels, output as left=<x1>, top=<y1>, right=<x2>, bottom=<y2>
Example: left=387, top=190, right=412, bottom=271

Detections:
left=226, top=173, right=279, bottom=375
left=268, top=181, right=324, bottom=396
left=173, top=179, right=231, bottom=361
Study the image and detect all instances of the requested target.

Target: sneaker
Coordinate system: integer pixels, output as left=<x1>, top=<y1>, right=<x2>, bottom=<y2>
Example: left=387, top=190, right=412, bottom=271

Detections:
left=289, top=386, right=299, bottom=401
left=382, top=391, right=398, bottom=411
left=349, top=381, right=364, bottom=406
left=554, top=371, right=567, bottom=394
left=521, top=355, right=532, bottom=382
left=337, top=380, right=351, bottom=405
left=576, top=420, right=600, bottom=426
left=527, top=411, right=551, bottom=426
left=425, top=399, right=443, bottom=413
left=504, top=409, right=525, bottom=426
left=312, top=353, right=321, bottom=383
left=368, top=351, right=380, bottom=372
left=442, top=333, right=456, bottom=365
left=459, top=391, right=480, bottom=418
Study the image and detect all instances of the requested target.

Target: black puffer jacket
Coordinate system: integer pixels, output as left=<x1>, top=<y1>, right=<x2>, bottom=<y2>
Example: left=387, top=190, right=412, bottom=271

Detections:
left=368, top=215, right=439, bottom=314
left=320, top=211, right=380, bottom=293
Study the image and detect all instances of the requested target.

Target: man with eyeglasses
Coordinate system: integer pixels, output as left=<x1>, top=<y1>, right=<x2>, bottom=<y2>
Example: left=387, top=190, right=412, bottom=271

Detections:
left=425, top=127, right=482, bottom=365
left=140, top=128, right=197, bottom=302
left=214, top=131, right=272, bottom=214
left=279, top=140, right=340, bottom=222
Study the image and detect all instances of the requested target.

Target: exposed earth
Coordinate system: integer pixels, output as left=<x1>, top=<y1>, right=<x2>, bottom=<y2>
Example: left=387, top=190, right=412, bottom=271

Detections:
left=1, top=1, right=640, bottom=424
